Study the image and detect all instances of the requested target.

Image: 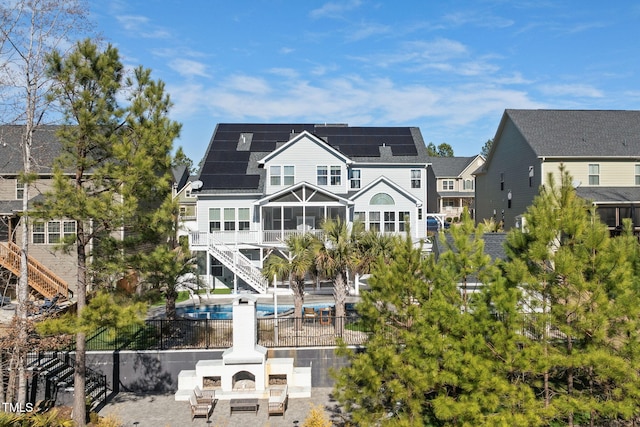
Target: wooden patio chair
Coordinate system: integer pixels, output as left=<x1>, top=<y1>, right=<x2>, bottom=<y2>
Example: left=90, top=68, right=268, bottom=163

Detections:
left=193, top=385, right=216, bottom=405
left=189, top=391, right=213, bottom=421
left=268, top=385, right=288, bottom=418
left=303, top=307, right=318, bottom=323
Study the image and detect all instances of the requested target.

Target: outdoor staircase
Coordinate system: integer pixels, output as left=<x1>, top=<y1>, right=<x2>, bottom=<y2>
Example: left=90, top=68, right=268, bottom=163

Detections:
left=0, top=242, right=70, bottom=300
left=204, top=236, right=268, bottom=294
left=27, top=351, right=110, bottom=411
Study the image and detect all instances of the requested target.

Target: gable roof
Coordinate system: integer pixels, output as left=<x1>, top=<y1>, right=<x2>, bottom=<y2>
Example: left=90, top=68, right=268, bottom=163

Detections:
left=254, top=181, right=353, bottom=206
left=0, top=125, right=64, bottom=174
left=197, top=123, right=429, bottom=193
left=258, top=130, right=352, bottom=165
left=503, top=109, right=640, bottom=158
left=428, top=156, right=482, bottom=178
left=350, top=176, right=423, bottom=205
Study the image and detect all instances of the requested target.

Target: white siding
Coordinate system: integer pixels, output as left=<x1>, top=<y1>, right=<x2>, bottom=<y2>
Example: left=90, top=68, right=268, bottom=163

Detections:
left=264, top=136, right=348, bottom=194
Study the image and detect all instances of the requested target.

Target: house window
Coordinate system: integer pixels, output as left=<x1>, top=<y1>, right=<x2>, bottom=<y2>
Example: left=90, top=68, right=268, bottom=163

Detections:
left=354, top=211, right=365, bottom=223
left=179, top=206, right=187, bottom=217
left=48, top=222, right=60, bottom=244
left=283, top=166, right=295, bottom=185
left=330, top=166, right=341, bottom=185
left=635, top=165, right=640, bottom=185
left=317, top=166, right=328, bottom=185
left=588, top=164, right=600, bottom=185
left=442, top=180, right=454, bottom=190
left=418, top=208, right=422, bottom=220
left=399, top=211, right=410, bottom=232
left=270, top=166, right=281, bottom=186
left=238, top=208, right=250, bottom=230
left=185, top=188, right=195, bottom=198
left=16, top=181, right=24, bottom=200
left=500, top=173, right=504, bottom=191
left=529, top=166, right=534, bottom=187
left=33, top=220, right=76, bottom=244
left=411, top=169, right=421, bottom=188
left=209, top=208, right=221, bottom=232
left=463, top=179, right=474, bottom=190
left=369, top=212, right=380, bottom=232
left=443, top=199, right=455, bottom=208
left=384, top=211, right=395, bottom=232
left=33, top=222, right=45, bottom=244
left=224, top=208, right=235, bottom=231
left=350, top=169, right=361, bottom=189
left=370, top=193, right=394, bottom=205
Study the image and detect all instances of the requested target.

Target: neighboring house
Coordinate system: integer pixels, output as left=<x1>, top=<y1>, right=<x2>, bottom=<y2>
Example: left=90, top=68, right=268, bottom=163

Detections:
left=426, top=155, right=485, bottom=220
left=172, top=165, right=198, bottom=239
left=475, top=109, right=640, bottom=231
left=0, top=125, right=74, bottom=300
left=432, top=231, right=508, bottom=296
left=189, top=123, right=431, bottom=293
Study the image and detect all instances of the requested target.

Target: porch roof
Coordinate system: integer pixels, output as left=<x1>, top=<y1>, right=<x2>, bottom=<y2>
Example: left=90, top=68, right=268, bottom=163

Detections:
left=254, top=181, right=354, bottom=206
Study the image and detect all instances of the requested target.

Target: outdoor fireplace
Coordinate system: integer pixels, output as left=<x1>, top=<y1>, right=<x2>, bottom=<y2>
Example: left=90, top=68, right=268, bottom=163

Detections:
left=232, top=371, right=256, bottom=390
left=175, top=294, right=311, bottom=400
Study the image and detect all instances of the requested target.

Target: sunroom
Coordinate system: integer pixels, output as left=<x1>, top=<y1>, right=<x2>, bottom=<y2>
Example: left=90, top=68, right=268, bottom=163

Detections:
left=256, top=182, right=353, bottom=245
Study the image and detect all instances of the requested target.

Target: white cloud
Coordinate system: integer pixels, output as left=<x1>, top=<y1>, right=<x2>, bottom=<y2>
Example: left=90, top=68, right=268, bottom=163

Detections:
left=116, top=14, right=170, bottom=39
left=168, top=59, right=210, bottom=78
left=346, top=22, right=391, bottom=42
left=538, top=84, right=604, bottom=98
left=309, top=0, right=363, bottom=19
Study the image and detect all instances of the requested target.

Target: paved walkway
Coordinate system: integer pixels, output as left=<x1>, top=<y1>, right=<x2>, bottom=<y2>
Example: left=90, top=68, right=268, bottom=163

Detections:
left=98, top=387, right=346, bottom=427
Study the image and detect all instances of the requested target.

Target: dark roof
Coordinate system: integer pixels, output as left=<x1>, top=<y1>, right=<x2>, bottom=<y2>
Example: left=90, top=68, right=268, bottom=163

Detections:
left=0, top=125, right=64, bottom=174
left=576, top=187, right=640, bottom=204
left=433, top=232, right=508, bottom=262
left=197, top=123, right=429, bottom=192
left=0, top=200, right=22, bottom=215
left=505, top=110, right=640, bottom=157
left=428, top=156, right=478, bottom=177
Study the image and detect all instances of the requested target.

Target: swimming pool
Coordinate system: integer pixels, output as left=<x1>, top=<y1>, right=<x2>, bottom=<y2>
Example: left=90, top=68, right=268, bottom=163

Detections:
left=176, top=303, right=337, bottom=320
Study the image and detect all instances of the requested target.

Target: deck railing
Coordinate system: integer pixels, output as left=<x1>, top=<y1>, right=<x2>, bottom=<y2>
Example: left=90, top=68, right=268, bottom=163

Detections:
left=0, top=241, right=69, bottom=299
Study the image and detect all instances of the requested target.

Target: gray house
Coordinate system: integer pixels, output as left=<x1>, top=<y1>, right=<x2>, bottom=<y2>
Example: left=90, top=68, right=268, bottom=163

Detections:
left=475, top=109, right=640, bottom=231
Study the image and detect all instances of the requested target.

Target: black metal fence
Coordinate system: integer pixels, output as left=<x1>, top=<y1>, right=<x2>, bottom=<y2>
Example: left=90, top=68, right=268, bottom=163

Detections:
left=81, top=315, right=369, bottom=351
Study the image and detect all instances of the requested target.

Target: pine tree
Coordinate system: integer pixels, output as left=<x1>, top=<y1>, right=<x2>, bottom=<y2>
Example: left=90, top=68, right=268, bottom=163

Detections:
left=42, top=39, right=180, bottom=426
left=335, top=215, right=539, bottom=426
left=504, top=165, right=640, bottom=426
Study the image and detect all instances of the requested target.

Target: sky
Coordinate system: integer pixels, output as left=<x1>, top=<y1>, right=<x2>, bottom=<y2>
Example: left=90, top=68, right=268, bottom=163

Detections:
left=89, top=1, right=640, bottom=164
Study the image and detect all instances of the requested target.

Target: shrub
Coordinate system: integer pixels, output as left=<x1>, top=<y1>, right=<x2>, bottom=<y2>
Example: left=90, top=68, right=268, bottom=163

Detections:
left=302, top=404, right=331, bottom=427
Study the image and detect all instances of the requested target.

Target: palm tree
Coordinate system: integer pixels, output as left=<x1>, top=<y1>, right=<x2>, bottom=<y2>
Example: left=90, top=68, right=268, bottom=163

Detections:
left=313, top=218, right=363, bottom=334
left=263, top=233, right=315, bottom=330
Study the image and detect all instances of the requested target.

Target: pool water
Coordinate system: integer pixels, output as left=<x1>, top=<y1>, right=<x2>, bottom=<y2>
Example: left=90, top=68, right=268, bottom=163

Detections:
left=177, top=303, right=337, bottom=320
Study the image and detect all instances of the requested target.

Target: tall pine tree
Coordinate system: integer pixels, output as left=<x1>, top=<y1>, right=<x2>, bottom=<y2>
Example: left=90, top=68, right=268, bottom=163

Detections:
left=42, top=39, right=180, bottom=426
left=504, top=165, right=640, bottom=426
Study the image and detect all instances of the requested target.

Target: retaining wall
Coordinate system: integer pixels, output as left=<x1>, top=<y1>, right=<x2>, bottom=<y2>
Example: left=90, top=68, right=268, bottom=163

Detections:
left=85, top=347, right=354, bottom=394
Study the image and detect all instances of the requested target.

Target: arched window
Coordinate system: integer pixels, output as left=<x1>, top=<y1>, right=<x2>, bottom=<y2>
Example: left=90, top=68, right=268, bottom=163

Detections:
left=370, top=193, right=394, bottom=205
